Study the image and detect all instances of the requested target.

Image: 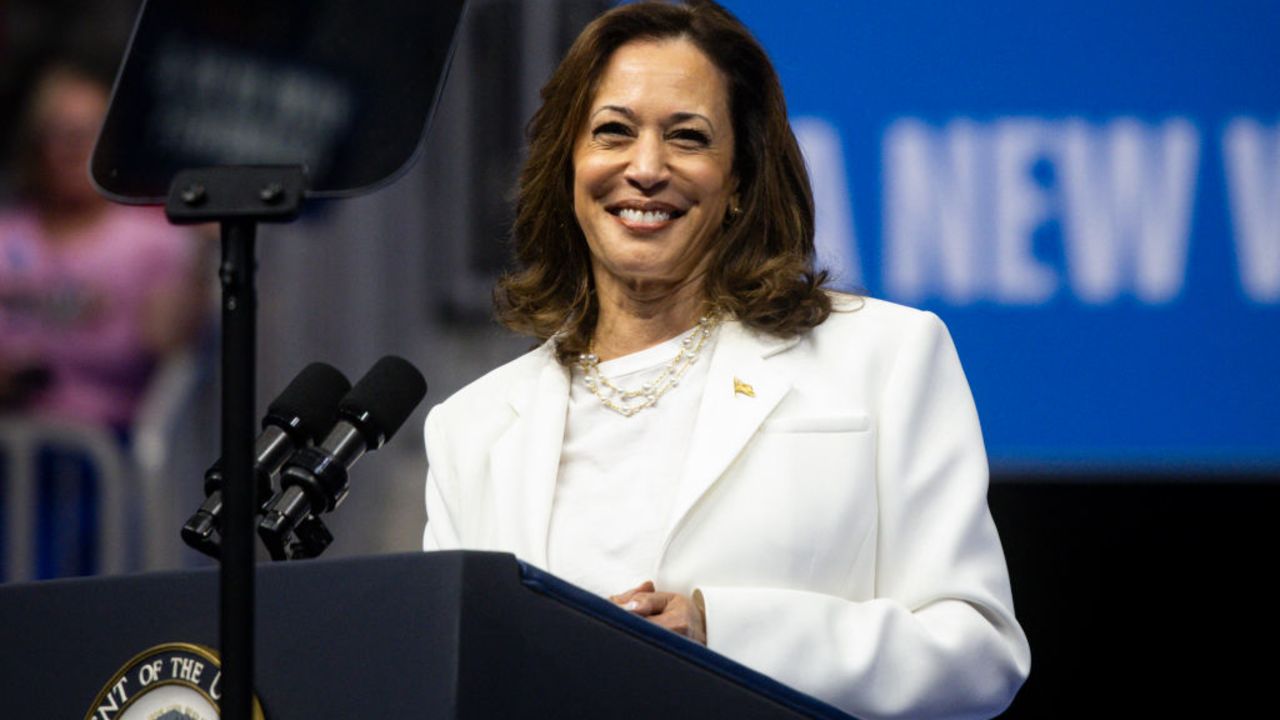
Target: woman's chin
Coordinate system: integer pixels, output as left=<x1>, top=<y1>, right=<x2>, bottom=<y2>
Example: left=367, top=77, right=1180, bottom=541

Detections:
left=598, top=269, right=704, bottom=302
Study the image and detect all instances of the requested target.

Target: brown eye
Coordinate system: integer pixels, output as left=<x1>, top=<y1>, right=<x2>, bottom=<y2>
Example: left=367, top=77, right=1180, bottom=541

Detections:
left=593, top=121, right=632, bottom=138
left=670, top=128, right=711, bottom=146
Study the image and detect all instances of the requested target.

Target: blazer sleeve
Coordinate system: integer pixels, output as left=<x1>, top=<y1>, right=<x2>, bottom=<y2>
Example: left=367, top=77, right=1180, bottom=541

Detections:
left=694, top=313, right=1031, bottom=720
left=422, top=404, right=462, bottom=552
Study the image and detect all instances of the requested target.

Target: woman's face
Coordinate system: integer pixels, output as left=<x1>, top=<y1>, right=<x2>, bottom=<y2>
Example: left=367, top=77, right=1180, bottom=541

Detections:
left=572, top=37, right=736, bottom=298
left=33, top=73, right=108, bottom=207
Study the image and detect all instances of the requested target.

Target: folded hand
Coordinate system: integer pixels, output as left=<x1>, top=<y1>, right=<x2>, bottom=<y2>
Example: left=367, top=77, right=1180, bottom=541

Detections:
left=610, top=580, right=706, bottom=645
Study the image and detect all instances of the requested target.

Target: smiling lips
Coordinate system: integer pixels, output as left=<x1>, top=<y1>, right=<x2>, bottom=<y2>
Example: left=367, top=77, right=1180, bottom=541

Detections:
left=608, top=202, right=686, bottom=232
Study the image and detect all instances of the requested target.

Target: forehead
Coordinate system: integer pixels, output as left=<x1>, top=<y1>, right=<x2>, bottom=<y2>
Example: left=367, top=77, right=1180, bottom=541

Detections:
left=35, top=74, right=107, bottom=116
left=590, top=38, right=729, bottom=118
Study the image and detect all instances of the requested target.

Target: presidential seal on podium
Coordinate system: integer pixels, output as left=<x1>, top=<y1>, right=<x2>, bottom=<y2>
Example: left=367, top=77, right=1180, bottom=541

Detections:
left=85, top=643, right=265, bottom=720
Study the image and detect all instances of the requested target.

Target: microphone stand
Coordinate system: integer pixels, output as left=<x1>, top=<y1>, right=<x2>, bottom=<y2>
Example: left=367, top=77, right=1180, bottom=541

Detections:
left=166, top=165, right=305, bottom=720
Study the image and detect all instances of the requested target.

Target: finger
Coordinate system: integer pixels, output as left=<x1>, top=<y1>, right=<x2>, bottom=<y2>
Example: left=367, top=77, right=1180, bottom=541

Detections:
left=609, top=581, right=651, bottom=603
left=609, top=580, right=656, bottom=605
left=648, top=608, right=704, bottom=644
left=646, top=597, right=707, bottom=645
left=623, top=592, right=671, bottom=616
left=648, top=610, right=690, bottom=637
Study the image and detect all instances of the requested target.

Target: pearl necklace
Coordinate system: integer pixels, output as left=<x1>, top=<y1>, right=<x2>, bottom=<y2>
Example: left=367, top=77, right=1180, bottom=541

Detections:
left=577, top=314, right=720, bottom=417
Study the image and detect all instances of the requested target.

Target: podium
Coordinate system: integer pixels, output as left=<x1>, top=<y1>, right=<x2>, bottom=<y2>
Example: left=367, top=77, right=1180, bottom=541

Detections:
left=0, top=551, right=854, bottom=718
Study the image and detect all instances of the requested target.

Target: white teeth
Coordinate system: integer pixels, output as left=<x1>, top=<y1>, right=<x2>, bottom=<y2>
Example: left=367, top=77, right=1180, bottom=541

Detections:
left=618, top=208, right=671, bottom=224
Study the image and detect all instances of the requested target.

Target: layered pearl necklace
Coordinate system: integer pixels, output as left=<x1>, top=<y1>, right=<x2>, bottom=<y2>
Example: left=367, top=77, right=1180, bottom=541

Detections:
left=576, top=314, right=720, bottom=417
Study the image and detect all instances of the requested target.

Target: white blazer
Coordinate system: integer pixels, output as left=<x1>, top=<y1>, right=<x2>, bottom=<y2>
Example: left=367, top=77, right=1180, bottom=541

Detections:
left=423, top=296, right=1031, bottom=720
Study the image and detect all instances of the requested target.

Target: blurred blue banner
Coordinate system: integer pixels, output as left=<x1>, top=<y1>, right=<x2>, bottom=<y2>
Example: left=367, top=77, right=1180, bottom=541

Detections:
left=721, top=0, right=1280, bottom=471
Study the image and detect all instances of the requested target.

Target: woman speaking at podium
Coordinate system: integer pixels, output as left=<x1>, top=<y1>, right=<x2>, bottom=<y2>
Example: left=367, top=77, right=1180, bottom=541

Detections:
left=423, top=1, right=1029, bottom=717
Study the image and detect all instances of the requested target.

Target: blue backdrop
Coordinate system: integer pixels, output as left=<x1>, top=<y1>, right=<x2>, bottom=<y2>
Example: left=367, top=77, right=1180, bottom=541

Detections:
left=719, top=0, right=1280, bottom=472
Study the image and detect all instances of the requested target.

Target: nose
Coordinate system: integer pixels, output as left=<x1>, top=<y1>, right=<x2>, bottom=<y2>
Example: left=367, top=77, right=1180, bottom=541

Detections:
left=624, top=132, right=669, bottom=192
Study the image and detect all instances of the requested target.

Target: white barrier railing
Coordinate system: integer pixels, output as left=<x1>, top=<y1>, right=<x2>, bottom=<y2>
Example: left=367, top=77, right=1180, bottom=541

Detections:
left=0, top=417, right=129, bottom=581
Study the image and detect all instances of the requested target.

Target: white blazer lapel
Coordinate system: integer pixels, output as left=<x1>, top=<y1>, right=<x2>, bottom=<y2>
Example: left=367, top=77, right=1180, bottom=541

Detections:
left=661, top=320, right=797, bottom=549
left=488, top=345, right=568, bottom=567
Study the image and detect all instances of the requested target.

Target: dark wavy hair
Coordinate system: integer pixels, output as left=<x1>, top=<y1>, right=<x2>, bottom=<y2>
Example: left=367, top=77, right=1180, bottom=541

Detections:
left=495, top=0, right=831, bottom=364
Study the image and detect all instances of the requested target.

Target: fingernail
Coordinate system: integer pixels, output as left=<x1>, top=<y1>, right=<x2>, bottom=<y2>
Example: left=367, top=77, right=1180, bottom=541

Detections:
left=623, top=600, right=639, bottom=612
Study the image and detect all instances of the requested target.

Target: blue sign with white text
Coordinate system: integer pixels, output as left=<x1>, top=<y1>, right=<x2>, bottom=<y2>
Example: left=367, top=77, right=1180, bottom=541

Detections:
left=721, top=0, right=1280, bottom=471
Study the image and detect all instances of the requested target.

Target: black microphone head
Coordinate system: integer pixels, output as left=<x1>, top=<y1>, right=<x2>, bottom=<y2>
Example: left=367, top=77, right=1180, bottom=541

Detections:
left=266, top=362, right=353, bottom=442
left=340, top=355, right=428, bottom=446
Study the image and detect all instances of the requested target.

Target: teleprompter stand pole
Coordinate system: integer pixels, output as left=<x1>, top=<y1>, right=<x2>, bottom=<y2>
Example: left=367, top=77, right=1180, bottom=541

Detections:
left=218, top=219, right=256, bottom=720
left=167, top=166, right=305, bottom=720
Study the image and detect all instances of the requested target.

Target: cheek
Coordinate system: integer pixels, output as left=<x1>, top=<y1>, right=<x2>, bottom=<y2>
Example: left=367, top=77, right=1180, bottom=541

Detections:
left=572, top=154, right=612, bottom=202
left=571, top=162, right=605, bottom=247
left=571, top=170, right=595, bottom=228
left=686, top=159, right=735, bottom=206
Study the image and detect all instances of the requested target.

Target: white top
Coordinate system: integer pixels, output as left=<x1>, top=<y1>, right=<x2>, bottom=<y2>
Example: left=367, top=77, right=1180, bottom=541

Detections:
left=545, top=325, right=715, bottom=596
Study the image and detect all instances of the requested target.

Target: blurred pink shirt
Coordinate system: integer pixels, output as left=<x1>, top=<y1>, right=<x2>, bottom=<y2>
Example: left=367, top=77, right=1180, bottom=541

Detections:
left=0, top=204, right=195, bottom=429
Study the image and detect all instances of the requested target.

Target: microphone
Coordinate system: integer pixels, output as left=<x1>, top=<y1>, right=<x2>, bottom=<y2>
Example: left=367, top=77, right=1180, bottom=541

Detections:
left=181, top=362, right=352, bottom=558
left=258, top=355, right=427, bottom=560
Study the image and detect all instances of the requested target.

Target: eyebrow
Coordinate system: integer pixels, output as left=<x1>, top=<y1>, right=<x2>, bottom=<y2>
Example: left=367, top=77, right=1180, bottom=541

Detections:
left=591, top=105, right=715, bottom=132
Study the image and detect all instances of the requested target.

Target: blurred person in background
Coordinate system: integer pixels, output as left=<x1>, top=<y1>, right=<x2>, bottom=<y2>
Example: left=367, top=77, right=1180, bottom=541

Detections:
left=0, top=56, right=206, bottom=578
left=0, top=57, right=204, bottom=437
